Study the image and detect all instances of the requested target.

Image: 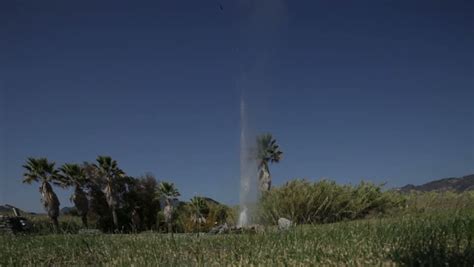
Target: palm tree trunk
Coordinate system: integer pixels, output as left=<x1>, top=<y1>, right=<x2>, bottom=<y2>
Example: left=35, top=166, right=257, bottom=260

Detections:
left=73, top=186, right=89, bottom=228
left=259, top=164, right=272, bottom=192
left=104, top=184, right=118, bottom=230
left=81, top=215, right=88, bottom=228
left=131, top=208, right=141, bottom=232
left=111, top=208, right=118, bottom=230
left=164, top=202, right=173, bottom=233
left=40, top=181, right=60, bottom=230
left=52, top=217, right=59, bottom=230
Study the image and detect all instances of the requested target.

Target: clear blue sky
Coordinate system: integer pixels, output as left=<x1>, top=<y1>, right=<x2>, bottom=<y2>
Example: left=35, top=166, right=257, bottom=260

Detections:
left=1, top=0, right=473, bottom=212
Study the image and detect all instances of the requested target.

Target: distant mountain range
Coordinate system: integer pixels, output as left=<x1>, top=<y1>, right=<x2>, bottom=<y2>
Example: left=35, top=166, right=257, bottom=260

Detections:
left=398, top=174, right=474, bottom=193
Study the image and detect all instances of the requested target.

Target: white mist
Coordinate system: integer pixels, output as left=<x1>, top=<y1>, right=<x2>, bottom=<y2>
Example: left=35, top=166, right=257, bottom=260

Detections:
left=238, top=95, right=258, bottom=227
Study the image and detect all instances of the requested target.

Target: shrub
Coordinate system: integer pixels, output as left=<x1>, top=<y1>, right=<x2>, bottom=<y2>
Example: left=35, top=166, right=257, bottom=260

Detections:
left=259, top=179, right=404, bottom=225
left=174, top=200, right=234, bottom=233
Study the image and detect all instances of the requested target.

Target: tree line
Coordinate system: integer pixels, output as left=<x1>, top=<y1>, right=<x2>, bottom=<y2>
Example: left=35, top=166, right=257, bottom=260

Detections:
left=21, top=134, right=283, bottom=232
left=22, top=156, right=229, bottom=233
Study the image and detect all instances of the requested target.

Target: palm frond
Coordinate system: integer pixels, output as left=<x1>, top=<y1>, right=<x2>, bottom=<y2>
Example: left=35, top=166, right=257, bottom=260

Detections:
left=22, top=157, right=59, bottom=184
left=95, top=156, right=125, bottom=181
left=256, top=133, right=283, bottom=166
left=158, top=182, right=180, bottom=200
left=58, top=163, right=88, bottom=188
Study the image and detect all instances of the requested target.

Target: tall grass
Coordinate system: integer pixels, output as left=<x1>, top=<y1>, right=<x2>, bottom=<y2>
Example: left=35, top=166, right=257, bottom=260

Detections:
left=402, top=191, right=474, bottom=214
left=21, top=215, right=83, bottom=235
left=1, top=211, right=473, bottom=266
left=259, top=179, right=405, bottom=224
left=386, top=212, right=474, bottom=265
left=3, top=184, right=474, bottom=265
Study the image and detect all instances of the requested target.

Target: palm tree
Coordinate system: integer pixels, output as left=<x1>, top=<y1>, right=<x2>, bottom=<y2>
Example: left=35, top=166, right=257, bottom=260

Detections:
left=94, top=156, right=125, bottom=230
left=157, top=182, right=180, bottom=233
left=22, top=158, right=61, bottom=228
left=256, top=134, right=283, bottom=192
left=58, top=163, right=89, bottom=227
left=82, top=162, right=113, bottom=231
left=189, top=196, right=209, bottom=230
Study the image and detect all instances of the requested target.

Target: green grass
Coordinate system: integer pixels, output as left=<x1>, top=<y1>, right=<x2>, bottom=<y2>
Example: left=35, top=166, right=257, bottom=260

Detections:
left=2, top=211, right=474, bottom=266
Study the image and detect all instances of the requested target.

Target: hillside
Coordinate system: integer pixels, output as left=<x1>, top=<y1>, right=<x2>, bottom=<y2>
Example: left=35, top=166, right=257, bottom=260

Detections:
left=398, top=174, right=474, bottom=193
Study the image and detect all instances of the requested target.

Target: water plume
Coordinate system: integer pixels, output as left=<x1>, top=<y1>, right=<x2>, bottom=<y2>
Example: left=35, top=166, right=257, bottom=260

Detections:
left=238, top=95, right=258, bottom=227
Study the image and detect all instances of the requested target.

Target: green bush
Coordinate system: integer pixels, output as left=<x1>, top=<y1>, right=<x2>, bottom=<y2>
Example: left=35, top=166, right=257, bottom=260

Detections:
left=259, top=179, right=405, bottom=224
left=174, top=201, right=234, bottom=233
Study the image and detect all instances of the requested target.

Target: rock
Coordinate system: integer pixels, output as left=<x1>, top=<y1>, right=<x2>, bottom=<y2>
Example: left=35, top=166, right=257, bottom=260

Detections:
left=218, top=223, right=229, bottom=234
left=245, top=224, right=265, bottom=234
left=209, top=223, right=229, bottom=234
left=227, top=224, right=265, bottom=234
left=278, top=218, right=293, bottom=230
left=210, top=224, right=267, bottom=235
left=78, top=229, right=102, bottom=235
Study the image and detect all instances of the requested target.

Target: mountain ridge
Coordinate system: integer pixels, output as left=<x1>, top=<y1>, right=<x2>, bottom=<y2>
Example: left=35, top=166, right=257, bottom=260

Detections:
left=398, top=174, right=474, bottom=193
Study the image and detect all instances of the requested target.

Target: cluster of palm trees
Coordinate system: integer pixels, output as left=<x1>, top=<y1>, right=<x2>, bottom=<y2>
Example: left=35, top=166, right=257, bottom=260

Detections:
left=21, top=133, right=283, bottom=231
left=22, top=156, right=182, bottom=231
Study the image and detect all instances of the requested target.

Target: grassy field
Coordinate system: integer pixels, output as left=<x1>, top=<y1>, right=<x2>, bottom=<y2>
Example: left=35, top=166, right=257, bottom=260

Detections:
left=1, top=211, right=473, bottom=266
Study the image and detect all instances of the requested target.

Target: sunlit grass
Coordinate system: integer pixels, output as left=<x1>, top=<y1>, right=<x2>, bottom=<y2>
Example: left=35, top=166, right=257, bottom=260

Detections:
left=2, top=211, right=473, bottom=266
